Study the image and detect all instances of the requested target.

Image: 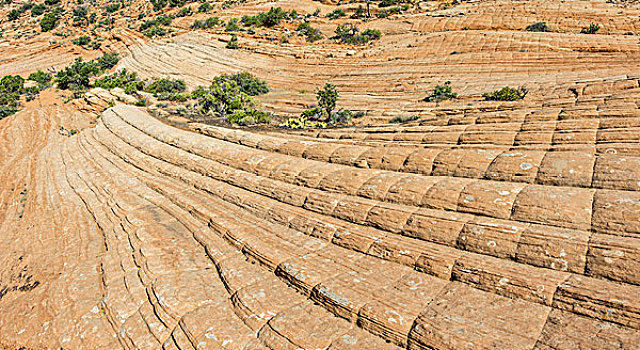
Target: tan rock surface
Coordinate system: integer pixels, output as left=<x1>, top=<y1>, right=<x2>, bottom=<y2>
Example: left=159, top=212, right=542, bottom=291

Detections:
left=2, top=0, right=640, bottom=348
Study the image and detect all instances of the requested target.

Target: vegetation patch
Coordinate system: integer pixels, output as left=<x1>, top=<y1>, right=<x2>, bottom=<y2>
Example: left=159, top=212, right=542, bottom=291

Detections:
left=296, top=22, right=323, bottom=42
left=581, top=23, right=600, bottom=34
left=526, top=22, right=550, bottom=32
left=482, top=86, right=527, bottom=101
left=241, top=7, right=294, bottom=28
left=332, top=24, right=381, bottom=45
left=424, top=81, right=458, bottom=102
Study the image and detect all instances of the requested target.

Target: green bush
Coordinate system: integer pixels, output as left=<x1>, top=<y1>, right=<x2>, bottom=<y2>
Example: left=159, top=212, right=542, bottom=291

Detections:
left=279, top=116, right=326, bottom=129
left=389, top=115, right=418, bottom=123
left=327, top=8, right=345, bottom=20
left=296, top=22, right=322, bottom=42
left=379, top=0, right=398, bottom=7
left=0, top=106, right=18, bottom=120
left=96, top=53, right=119, bottom=70
left=105, top=3, right=120, bottom=12
left=93, top=69, right=144, bottom=92
left=225, top=18, right=241, bottom=31
left=55, top=58, right=101, bottom=92
left=151, top=0, right=167, bottom=11
left=526, top=22, right=550, bottom=32
left=199, top=79, right=255, bottom=116
left=144, top=26, right=168, bottom=37
left=213, top=72, right=268, bottom=96
left=333, top=24, right=381, bottom=45
left=0, top=75, right=25, bottom=108
left=140, top=15, right=173, bottom=36
left=581, top=23, right=600, bottom=34
left=330, top=108, right=353, bottom=124
left=72, top=35, right=90, bottom=45
left=226, top=35, right=239, bottom=49
left=192, top=16, right=219, bottom=29
left=8, top=9, right=20, bottom=21
left=146, top=78, right=186, bottom=94
left=40, top=12, right=59, bottom=31
left=376, top=5, right=406, bottom=18
left=482, top=86, right=527, bottom=101
left=316, top=82, right=339, bottom=120
left=241, top=7, right=291, bottom=27
left=424, top=81, right=457, bottom=102
left=227, top=108, right=270, bottom=125
left=28, top=70, right=53, bottom=88
left=168, top=0, right=186, bottom=8
left=31, top=4, right=45, bottom=16
left=198, top=2, right=212, bottom=12
left=176, top=6, right=192, bottom=17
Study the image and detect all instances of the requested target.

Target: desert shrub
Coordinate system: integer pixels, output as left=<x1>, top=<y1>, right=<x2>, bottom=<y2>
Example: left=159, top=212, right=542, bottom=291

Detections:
left=226, top=35, right=239, bottom=48
left=40, top=12, right=59, bottom=31
left=0, top=106, right=18, bottom=120
left=144, top=26, right=168, bottom=37
left=198, top=2, right=211, bottom=12
left=44, top=0, right=59, bottom=5
left=376, top=5, right=406, bottom=18
left=330, top=108, right=353, bottom=124
left=31, top=4, right=45, bottom=16
left=134, top=99, right=146, bottom=106
left=296, top=22, right=322, bottom=42
left=176, top=6, right=191, bottom=17
left=225, top=18, right=240, bottom=31
left=581, top=23, right=600, bottom=34
left=424, top=81, right=457, bottom=102
left=93, top=69, right=144, bottom=93
left=526, top=21, right=550, bottom=32
left=389, top=115, right=418, bottom=123
left=105, top=3, right=119, bottom=12
left=55, top=58, right=101, bottom=92
left=279, top=116, right=326, bottom=129
left=327, top=8, right=345, bottom=19
left=140, top=14, right=173, bottom=36
left=192, top=16, right=219, bottom=29
left=301, top=107, right=322, bottom=119
left=8, top=9, right=20, bottom=20
left=0, top=75, right=25, bottom=108
left=351, top=5, right=366, bottom=18
left=378, top=0, right=398, bottom=7
left=150, top=0, right=167, bottom=11
left=146, top=78, right=186, bottom=95
left=316, top=82, right=339, bottom=119
left=213, top=72, right=269, bottom=96
left=24, top=86, right=39, bottom=101
left=241, top=7, right=291, bottom=27
left=28, top=70, right=52, bottom=88
left=19, top=2, right=33, bottom=12
left=140, top=14, right=173, bottom=30
left=482, top=86, right=527, bottom=101
left=199, top=79, right=255, bottom=116
left=227, top=108, right=270, bottom=125
left=96, top=53, right=119, bottom=70
left=333, top=23, right=380, bottom=45
left=168, top=0, right=186, bottom=8
left=72, top=35, right=90, bottom=45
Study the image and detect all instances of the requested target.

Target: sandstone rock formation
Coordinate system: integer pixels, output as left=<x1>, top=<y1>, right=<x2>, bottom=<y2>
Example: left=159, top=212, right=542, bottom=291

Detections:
left=1, top=0, right=640, bottom=349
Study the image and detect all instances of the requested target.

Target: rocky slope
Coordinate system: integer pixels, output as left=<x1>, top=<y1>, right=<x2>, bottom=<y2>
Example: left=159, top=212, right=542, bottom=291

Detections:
left=1, top=0, right=640, bottom=349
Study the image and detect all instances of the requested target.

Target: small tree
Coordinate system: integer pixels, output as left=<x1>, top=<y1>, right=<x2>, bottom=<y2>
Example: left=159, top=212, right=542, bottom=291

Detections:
left=482, top=86, right=527, bottom=101
left=316, top=82, right=339, bottom=121
left=226, top=35, right=239, bottom=49
left=40, top=12, right=59, bottom=32
left=581, top=23, right=600, bottom=34
left=424, top=81, right=457, bottom=103
left=526, top=22, right=550, bottom=32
